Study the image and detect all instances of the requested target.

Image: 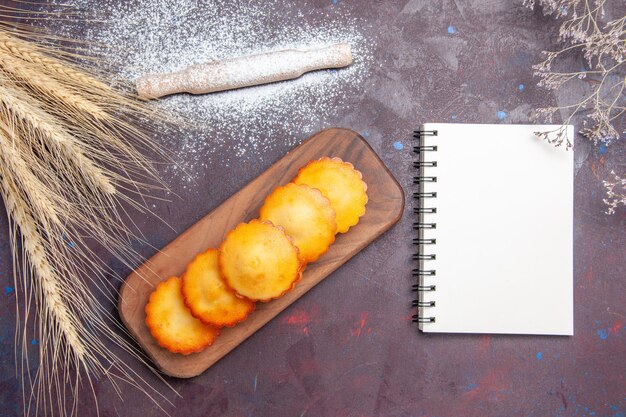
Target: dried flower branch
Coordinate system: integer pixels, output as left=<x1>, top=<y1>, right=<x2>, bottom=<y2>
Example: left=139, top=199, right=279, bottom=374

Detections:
left=534, top=125, right=574, bottom=149
left=526, top=0, right=626, bottom=214
left=526, top=0, right=626, bottom=144
left=603, top=170, right=626, bottom=214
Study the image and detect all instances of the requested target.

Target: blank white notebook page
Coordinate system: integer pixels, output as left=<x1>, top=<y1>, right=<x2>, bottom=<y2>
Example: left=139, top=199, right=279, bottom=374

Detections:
left=418, top=123, right=573, bottom=335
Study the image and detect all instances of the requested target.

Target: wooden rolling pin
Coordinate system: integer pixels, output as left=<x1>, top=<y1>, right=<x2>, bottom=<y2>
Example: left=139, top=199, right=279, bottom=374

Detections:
left=136, top=43, right=353, bottom=99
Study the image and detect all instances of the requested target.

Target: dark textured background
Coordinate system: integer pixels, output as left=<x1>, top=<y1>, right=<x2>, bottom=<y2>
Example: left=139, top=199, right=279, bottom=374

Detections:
left=1, top=1, right=625, bottom=416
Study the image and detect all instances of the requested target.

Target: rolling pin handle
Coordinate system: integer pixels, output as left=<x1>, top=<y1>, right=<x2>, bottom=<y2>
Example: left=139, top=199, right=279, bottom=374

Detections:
left=136, top=73, right=185, bottom=100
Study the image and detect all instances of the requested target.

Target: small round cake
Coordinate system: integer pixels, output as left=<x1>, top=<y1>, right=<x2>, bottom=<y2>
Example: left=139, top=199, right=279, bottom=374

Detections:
left=293, top=157, right=368, bottom=233
left=259, top=183, right=337, bottom=264
left=218, top=220, right=302, bottom=301
left=145, top=276, right=219, bottom=355
left=182, top=249, right=255, bottom=328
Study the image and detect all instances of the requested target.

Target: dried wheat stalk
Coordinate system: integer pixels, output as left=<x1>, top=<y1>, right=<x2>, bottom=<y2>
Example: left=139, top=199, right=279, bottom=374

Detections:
left=0, top=24, right=174, bottom=417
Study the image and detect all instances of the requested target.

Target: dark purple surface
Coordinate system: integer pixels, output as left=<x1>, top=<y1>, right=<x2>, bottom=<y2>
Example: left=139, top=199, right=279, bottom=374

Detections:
left=1, top=1, right=625, bottom=417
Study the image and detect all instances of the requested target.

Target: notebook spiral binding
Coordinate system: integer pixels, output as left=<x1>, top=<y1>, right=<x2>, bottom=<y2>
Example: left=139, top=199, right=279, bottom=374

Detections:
left=411, top=129, right=438, bottom=325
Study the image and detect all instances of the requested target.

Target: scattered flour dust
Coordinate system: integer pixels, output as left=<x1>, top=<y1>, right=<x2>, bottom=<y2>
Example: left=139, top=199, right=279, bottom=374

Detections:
left=51, top=0, right=373, bottom=189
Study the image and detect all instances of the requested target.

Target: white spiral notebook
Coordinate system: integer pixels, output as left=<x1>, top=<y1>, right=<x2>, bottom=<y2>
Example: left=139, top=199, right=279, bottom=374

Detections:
left=413, top=123, right=574, bottom=335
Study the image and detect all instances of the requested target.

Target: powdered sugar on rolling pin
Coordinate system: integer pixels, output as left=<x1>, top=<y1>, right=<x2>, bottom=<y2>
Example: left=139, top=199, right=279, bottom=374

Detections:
left=50, top=0, right=373, bottom=189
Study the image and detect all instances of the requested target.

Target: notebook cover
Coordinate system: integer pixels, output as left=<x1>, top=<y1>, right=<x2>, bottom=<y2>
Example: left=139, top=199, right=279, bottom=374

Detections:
left=416, top=123, right=574, bottom=335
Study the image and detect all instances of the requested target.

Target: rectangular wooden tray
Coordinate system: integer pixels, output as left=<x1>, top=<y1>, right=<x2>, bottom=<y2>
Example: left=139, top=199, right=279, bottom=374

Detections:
left=118, top=128, right=404, bottom=378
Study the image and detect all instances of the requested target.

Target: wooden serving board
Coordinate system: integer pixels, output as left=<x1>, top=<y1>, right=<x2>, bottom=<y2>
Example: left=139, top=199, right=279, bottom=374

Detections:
left=119, top=128, right=404, bottom=378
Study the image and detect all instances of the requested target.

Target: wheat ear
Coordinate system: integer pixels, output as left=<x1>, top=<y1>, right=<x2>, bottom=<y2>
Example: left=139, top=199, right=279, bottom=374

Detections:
left=0, top=31, right=112, bottom=93
left=0, top=123, right=63, bottom=228
left=0, top=82, right=115, bottom=194
left=0, top=54, right=108, bottom=120
left=0, top=164, right=87, bottom=363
